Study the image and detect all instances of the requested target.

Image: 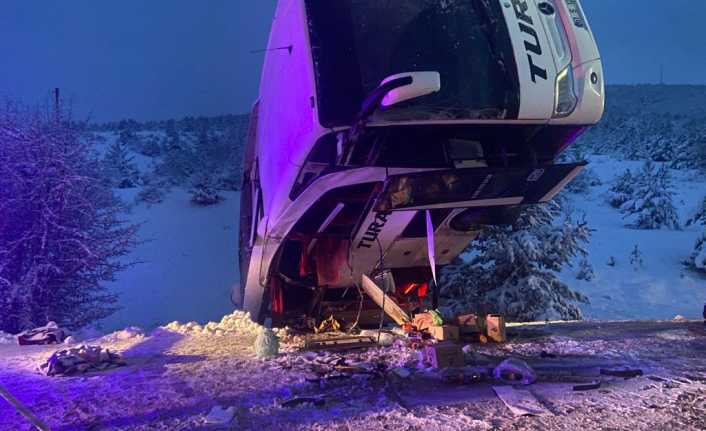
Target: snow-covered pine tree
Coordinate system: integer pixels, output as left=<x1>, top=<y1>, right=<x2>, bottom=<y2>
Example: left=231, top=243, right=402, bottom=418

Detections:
left=556, top=148, right=601, bottom=195
left=0, top=103, right=139, bottom=333
left=620, top=161, right=680, bottom=230
left=440, top=201, right=591, bottom=321
left=138, top=135, right=161, bottom=157
left=576, top=258, right=595, bottom=281
left=136, top=168, right=169, bottom=205
left=566, top=166, right=601, bottom=195
left=217, top=120, right=247, bottom=191
left=116, top=121, right=140, bottom=152
left=607, top=169, right=635, bottom=209
left=160, top=120, right=195, bottom=184
left=689, top=124, right=706, bottom=173
left=690, top=231, right=706, bottom=272
left=630, top=245, right=644, bottom=270
left=687, top=195, right=706, bottom=227
left=687, top=195, right=706, bottom=273
left=103, top=136, right=140, bottom=188
left=189, top=174, right=223, bottom=206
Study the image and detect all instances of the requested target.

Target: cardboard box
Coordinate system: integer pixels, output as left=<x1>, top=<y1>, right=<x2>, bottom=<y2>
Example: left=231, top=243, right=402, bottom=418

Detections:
left=456, top=314, right=483, bottom=334
left=412, top=312, right=435, bottom=331
left=423, top=343, right=465, bottom=369
left=485, top=314, right=506, bottom=343
left=429, top=325, right=460, bottom=342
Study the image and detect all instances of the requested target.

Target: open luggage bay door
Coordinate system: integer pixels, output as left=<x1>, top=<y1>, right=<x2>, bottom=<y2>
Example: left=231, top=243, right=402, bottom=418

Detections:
left=374, top=162, right=587, bottom=212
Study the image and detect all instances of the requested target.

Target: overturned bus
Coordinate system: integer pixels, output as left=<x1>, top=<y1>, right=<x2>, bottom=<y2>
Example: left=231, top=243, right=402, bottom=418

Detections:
left=238, top=0, right=604, bottom=325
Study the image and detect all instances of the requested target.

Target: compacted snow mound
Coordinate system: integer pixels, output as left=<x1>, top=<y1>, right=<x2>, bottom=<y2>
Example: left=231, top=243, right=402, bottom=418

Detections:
left=99, top=326, right=146, bottom=343
left=161, top=310, right=291, bottom=339
left=0, top=331, right=16, bottom=345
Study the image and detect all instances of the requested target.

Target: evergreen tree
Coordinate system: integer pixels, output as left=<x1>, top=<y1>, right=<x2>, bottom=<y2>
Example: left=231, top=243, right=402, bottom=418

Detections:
left=690, top=231, right=706, bottom=273
left=189, top=174, right=223, bottom=206
left=607, top=169, right=635, bottom=209
left=218, top=121, right=247, bottom=191
left=103, top=137, right=140, bottom=189
left=440, top=202, right=591, bottom=321
left=136, top=168, right=169, bottom=206
left=687, top=195, right=706, bottom=227
left=576, top=258, right=595, bottom=281
left=0, top=103, right=139, bottom=333
left=161, top=120, right=195, bottom=184
left=557, top=148, right=601, bottom=195
left=686, top=196, right=706, bottom=273
left=566, top=166, right=601, bottom=195
left=620, top=161, right=680, bottom=230
left=630, top=245, right=644, bottom=270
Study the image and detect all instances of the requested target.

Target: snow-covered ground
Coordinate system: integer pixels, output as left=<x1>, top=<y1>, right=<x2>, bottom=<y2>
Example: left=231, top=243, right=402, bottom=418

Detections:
left=101, top=188, right=240, bottom=331
left=2, top=315, right=705, bottom=430
left=560, top=155, right=706, bottom=320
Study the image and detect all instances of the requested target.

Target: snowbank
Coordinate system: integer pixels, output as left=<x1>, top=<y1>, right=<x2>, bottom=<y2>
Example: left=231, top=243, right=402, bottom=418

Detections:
left=161, top=310, right=292, bottom=340
left=0, top=331, right=16, bottom=345
left=163, top=310, right=261, bottom=335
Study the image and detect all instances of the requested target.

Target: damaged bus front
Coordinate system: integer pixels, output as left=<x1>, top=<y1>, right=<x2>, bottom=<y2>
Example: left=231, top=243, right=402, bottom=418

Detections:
left=239, top=0, right=604, bottom=325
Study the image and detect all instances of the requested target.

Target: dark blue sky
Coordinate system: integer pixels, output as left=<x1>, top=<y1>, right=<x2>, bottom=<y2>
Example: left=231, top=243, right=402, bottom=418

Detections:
left=1, top=0, right=704, bottom=122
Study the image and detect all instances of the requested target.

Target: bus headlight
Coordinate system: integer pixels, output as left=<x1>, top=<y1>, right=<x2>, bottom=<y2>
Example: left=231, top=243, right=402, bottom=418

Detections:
left=554, top=66, right=578, bottom=118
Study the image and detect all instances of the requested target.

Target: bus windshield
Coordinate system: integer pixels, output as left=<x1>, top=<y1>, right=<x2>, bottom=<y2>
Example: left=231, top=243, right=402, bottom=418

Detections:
left=305, top=0, right=521, bottom=127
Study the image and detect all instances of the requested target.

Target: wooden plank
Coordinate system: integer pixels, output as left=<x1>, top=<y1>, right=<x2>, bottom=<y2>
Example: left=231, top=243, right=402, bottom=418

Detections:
left=361, top=274, right=410, bottom=326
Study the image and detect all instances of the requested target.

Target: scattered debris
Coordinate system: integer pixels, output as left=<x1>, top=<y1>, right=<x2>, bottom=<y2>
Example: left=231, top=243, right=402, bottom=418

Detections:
left=254, top=327, right=280, bottom=358
left=440, top=367, right=489, bottom=385
left=600, top=368, right=644, bottom=379
left=485, top=314, right=507, bottom=343
left=281, top=397, right=326, bottom=408
left=429, top=325, right=460, bottom=342
left=40, top=345, right=126, bottom=376
left=573, top=381, right=602, bottom=391
left=493, top=358, right=537, bottom=385
left=412, top=312, right=435, bottom=331
left=304, top=334, right=377, bottom=352
left=493, top=386, right=552, bottom=417
left=423, top=343, right=465, bottom=369
left=204, top=405, right=236, bottom=425
left=456, top=313, right=483, bottom=335
left=359, top=329, right=396, bottom=346
left=316, top=315, right=342, bottom=334
left=16, top=321, right=66, bottom=346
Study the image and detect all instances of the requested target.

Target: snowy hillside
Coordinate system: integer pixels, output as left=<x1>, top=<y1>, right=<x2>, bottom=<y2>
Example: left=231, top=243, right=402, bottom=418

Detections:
left=560, top=156, right=706, bottom=320
left=102, top=188, right=240, bottom=331
left=576, top=85, right=706, bottom=170
left=88, top=118, right=247, bottom=331
left=94, top=86, right=706, bottom=330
